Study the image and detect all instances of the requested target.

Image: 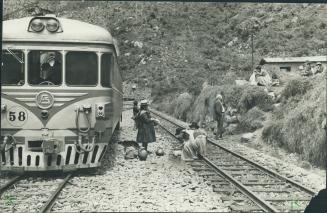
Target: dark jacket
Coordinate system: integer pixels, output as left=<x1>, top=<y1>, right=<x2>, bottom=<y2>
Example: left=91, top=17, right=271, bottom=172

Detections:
left=136, top=110, right=156, bottom=143
left=133, top=105, right=139, bottom=117
left=213, top=99, right=224, bottom=121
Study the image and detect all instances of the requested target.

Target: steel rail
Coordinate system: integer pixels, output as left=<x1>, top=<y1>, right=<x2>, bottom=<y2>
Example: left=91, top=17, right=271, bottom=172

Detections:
left=153, top=113, right=273, bottom=212
left=151, top=109, right=317, bottom=212
left=0, top=175, right=22, bottom=196
left=39, top=173, right=72, bottom=213
left=151, top=109, right=316, bottom=195
left=201, top=156, right=278, bottom=213
left=206, top=139, right=316, bottom=196
left=150, top=109, right=187, bottom=128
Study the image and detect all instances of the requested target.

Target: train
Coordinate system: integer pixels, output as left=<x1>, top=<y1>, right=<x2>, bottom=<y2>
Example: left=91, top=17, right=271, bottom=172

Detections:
left=1, top=15, right=123, bottom=172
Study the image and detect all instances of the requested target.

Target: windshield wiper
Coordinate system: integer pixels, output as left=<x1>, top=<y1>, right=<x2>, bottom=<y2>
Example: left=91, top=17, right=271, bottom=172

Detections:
left=6, top=48, right=24, bottom=64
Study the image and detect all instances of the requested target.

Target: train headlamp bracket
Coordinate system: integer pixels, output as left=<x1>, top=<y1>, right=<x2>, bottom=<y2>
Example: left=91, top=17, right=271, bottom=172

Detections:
left=1, top=104, right=7, bottom=113
left=42, top=139, right=64, bottom=154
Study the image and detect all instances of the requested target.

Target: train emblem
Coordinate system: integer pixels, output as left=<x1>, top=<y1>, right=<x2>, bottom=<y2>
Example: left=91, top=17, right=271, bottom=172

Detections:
left=35, top=91, right=54, bottom=109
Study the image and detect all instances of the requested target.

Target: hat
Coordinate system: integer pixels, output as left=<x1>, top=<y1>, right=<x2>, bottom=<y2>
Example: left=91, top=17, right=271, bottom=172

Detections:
left=316, top=62, right=322, bottom=65
left=216, top=94, right=223, bottom=100
left=175, top=127, right=186, bottom=136
left=255, top=65, right=261, bottom=69
left=41, top=52, right=56, bottom=67
left=140, top=99, right=148, bottom=105
left=189, top=122, right=199, bottom=129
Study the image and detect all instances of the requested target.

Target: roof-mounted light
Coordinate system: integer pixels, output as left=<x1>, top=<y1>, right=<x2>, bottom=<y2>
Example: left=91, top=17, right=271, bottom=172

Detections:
left=46, top=19, right=59, bottom=32
left=28, top=17, right=63, bottom=33
left=30, top=18, right=44, bottom=32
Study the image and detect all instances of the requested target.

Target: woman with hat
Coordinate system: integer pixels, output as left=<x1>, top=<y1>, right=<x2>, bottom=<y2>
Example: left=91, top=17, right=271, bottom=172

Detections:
left=136, top=100, right=157, bottom=152
left=174, top=122, right=207, bottom=160
left=255, top=65, right=272, bottom=86
left=189, top=122, right=207, bottom=157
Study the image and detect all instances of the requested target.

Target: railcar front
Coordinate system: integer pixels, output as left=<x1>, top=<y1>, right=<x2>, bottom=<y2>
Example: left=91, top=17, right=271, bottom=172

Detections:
left=1, top=16, right=123, bottom=172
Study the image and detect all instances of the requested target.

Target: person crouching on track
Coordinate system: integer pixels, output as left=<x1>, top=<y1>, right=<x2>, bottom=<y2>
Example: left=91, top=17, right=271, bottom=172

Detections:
left=136, top=100, right=157, bottom=153
left=187, top=122, right=207, bottom=156
left=175, top=123, right=207, bottom=160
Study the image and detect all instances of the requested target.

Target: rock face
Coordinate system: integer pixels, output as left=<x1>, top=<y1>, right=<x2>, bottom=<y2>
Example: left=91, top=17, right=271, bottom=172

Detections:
left=241, top=133, right=254, bottom=143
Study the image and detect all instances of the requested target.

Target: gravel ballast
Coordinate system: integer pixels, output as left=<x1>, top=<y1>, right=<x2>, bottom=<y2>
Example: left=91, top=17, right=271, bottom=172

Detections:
left=52, top=109, right=228, bottom=212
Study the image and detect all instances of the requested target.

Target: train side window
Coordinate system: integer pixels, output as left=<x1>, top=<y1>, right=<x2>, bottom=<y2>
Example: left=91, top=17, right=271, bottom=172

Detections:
left=115, top=61, right=123, bottom=91
left=28, top=50, right=62, bottom=86
left=101, top=53, right=112, bottom=88
left=66, top=51, right=98, bottom=86
left=1, top=50, right=25, bottom=86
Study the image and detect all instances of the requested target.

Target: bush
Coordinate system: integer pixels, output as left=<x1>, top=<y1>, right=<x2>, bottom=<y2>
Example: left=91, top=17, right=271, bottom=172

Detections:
left=238, top=86, right=274, bottom=113
left=238, top=107, right=265, bottom=132
left=172, top=92, right=193, bottom=121
left=281, top=78, right=313, bottom=100
left=262, top=120, right=285, bottom=147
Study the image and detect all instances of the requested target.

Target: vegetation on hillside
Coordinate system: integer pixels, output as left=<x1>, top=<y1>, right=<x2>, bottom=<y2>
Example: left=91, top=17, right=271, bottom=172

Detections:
left=3, top=1, right=327, bottom=94
left=262, top=75, right=326, bottom=167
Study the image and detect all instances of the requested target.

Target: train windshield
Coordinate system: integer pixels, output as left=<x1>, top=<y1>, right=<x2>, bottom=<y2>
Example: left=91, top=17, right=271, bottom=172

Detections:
left=66, top=51, right=98, bottom=86
left=28, top=50, right=62, bottom=86
left=1, top=50, right=25, bottom=86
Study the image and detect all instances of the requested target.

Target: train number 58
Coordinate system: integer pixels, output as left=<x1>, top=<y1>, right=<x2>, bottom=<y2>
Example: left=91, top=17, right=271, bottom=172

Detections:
left=6, top=106, right=28, bottom=127
left=9, top=111, right=26, bottom=121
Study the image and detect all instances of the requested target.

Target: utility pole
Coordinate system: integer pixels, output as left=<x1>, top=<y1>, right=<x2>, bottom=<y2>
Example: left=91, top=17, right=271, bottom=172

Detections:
left=251, top=33, right=254, bottom=71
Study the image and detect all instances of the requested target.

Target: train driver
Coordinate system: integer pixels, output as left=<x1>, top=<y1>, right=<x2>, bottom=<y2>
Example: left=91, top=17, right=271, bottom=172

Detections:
left=38, top=51, right=61, bottom=85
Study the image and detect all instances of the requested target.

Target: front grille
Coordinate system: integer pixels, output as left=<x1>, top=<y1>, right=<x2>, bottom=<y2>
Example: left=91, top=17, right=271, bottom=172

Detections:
left=28, top=140, right=43, bottom=152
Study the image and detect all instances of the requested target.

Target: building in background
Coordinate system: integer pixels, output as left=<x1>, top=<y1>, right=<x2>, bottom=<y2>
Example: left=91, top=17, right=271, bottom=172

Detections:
left=260, top=56, right=327, bottom=73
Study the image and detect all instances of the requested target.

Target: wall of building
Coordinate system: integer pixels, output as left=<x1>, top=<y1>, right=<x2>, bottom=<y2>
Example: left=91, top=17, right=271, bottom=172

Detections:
left=263, top=62, right=327, bottom=74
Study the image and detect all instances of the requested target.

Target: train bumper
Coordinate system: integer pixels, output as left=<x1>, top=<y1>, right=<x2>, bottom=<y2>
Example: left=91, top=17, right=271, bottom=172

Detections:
left=0, top=129, right=111, bottom=172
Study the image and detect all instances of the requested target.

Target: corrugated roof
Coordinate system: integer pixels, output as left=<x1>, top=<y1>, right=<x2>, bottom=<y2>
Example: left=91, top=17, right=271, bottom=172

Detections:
left=261, top=56, right=327, bottom=63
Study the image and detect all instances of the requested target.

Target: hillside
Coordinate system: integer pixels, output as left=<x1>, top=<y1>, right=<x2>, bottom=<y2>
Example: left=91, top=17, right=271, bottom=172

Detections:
left=3, top=1, right=327, bottom=93
left=2, top=1, right=327, bottom=167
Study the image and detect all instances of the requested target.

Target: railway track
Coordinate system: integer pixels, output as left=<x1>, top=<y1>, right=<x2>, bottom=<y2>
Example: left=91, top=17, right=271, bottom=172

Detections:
left=0, top=173, right=72, bottom=212
left=150, top=108, right=316, bottom=213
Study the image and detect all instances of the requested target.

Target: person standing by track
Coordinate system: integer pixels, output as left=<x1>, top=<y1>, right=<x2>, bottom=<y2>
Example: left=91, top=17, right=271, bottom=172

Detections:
left=136, top=100, right=157, bottom=153
left=213, top=94, right=225, bottom=140
left=132, top=100, right=139, bottom=130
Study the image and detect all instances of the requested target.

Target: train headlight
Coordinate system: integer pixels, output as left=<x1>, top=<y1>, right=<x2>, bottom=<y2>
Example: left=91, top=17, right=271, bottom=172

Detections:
left=41, top=110, right=49, bottom=119
left=46, top=19, right=59, bottom=32
left=28, top=17, right=63, bottom=33
left=30, top=19, right=45, bottom=32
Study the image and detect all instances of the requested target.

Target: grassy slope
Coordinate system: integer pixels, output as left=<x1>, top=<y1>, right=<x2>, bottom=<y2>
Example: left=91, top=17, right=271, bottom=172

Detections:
left=263, top=75, right=326, bottom=166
